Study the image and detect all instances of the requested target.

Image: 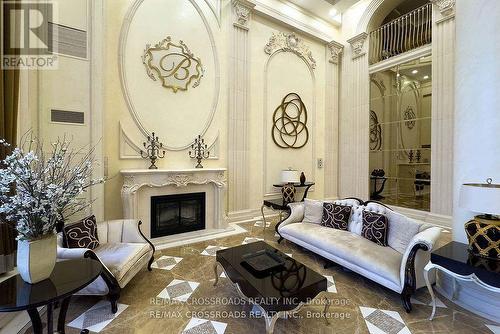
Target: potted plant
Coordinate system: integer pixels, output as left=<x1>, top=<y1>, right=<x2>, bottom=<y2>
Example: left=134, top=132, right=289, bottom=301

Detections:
left=0, top=134, right=103, bottom=284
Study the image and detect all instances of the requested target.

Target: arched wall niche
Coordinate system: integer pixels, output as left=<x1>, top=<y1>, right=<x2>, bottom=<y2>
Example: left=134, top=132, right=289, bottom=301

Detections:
left=357, top=0, right=408, bottom=34
left=262, top=48, right=316, bottom=197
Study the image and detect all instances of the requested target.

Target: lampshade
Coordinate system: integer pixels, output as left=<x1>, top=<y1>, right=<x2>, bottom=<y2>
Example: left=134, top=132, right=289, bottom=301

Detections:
left=459, top=179, right=500, bottom=216
left=281, top=169, right=299, bottom=184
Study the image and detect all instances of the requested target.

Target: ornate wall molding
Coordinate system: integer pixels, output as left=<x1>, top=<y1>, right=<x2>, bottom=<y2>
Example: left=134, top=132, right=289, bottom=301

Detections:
left=119, top=121, right=142, bottom=159
left=431, top=0, right=455, bottom=17
left=347, top=32, right=368, bottom=59
left=431, top=0, right=455, bottom=23
left=203, top=0, right=222, bottom=26
left=232, top=0, right=254, bottom=30
left=118, top=0, right=220, bottom=151
left=327, top=40, right=344, bottom=64
left=264, top=32, right=316, bottom=70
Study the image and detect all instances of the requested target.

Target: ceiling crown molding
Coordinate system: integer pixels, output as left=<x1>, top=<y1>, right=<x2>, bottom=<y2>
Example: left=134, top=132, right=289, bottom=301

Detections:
left=232, top=0, right=255, bottom=30
left=431, top=0, right=455, bottom=18
left=347, top=32, right=368, bottom=59
left=327, top=40, right=344, bottom=64
left=264, top=31, right=316, bottom=69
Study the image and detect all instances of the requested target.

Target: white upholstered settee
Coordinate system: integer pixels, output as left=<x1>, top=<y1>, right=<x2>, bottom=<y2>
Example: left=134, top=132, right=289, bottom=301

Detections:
left=57, top=219, right=155, bottom=313
left=276, top=198, right=441, bottom=313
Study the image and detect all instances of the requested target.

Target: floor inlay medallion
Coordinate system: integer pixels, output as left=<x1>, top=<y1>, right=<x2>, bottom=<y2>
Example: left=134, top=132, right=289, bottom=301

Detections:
left=242, top=237, right=265, bottom=244
left=360, top=307, right=411, bottom=334
left=151, top=255, right=183, bottom=270
left=323, top=275, right=337, bottom=293
left=182, top=318, right=227, bottom=334
left=158, top=279, right=200, bottom=302
left=201, top=245, right=228, bottom=256
left=67, top=301, right=128, bottom=333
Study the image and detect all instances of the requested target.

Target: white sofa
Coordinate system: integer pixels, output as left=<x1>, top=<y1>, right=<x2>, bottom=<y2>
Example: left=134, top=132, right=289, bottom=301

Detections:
left=57, top=219, right=155, bottom=313
left=276, top=198, right=441, bottom=312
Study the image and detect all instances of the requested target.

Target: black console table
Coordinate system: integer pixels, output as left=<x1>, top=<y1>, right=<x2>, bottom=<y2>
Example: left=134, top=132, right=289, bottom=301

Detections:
left=424, top=241, right=500, bottom=320
left=260, top=182, right=315, bottom=231
left=370, top=176, right=387, bottom=200
left=0, top=259, right=102, bottom=334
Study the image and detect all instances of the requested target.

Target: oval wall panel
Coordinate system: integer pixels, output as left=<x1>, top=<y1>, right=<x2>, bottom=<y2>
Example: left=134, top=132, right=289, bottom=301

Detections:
left=120, top=0, right=219, bottom=150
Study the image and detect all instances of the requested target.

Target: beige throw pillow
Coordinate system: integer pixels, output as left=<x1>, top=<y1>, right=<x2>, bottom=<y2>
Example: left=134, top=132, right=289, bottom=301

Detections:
left=303, top=199, right=324, bottom=224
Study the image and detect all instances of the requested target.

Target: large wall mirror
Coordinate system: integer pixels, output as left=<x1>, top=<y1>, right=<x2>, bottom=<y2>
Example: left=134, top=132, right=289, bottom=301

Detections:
left=369, top=56, right=432, bottom=211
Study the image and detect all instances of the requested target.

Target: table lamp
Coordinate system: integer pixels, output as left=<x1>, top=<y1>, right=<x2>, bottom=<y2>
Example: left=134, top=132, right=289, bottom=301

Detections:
left=459, top=178, right=500, bottom=260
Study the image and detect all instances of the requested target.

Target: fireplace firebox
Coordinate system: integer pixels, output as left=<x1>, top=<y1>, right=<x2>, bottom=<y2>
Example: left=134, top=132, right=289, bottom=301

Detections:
left=151, top=192, right=206, bottom=238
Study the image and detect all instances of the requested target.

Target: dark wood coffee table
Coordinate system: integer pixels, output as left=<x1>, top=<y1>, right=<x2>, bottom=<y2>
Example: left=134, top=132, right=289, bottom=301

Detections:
left=213, top=241, right=329, bottom=333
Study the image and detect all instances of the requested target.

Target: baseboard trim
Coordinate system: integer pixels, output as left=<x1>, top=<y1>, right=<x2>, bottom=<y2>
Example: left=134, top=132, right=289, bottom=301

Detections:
left=154, top=223, right=248, bottom=250
left=227, top=207, right=280, bottom=223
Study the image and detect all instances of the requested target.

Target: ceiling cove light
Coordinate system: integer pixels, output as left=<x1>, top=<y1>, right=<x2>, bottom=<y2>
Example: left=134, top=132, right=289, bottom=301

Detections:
left=412, top=69, right=419, bottom=74
left=329, top=8, right=338, bottom=18
left=423, top=75, right=429, bottom=79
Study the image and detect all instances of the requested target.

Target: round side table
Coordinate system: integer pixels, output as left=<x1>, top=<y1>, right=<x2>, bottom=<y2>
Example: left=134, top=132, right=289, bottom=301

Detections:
left=0, top=258, right=102, bottom=334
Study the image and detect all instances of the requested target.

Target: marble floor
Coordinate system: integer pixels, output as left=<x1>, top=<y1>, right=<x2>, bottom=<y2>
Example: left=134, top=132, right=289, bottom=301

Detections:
left=25, top=219, right=497, bottom=334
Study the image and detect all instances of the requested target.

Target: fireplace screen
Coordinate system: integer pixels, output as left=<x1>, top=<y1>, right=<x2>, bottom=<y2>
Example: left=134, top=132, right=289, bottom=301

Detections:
left=151, top=192, right=206, bottom=238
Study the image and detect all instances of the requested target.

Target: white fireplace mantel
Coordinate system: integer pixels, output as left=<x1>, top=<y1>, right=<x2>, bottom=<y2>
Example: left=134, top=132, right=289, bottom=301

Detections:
left=120, top=168, right=228, bottom=240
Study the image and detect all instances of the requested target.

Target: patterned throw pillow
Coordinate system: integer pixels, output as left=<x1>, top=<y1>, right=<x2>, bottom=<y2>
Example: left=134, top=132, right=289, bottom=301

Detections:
left=63, top=215, right=99, bottom=249
left=321, top=203, right=352, bottom=230
left=361, top=211, right=389, bottom=246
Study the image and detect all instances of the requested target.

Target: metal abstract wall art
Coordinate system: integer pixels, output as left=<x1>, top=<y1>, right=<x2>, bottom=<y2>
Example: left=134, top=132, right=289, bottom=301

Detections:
left=272, top=93, right=309, bottom=149
left=370, top=110, right=382, bottom=151
left=142, top=36, right=204, bottom=93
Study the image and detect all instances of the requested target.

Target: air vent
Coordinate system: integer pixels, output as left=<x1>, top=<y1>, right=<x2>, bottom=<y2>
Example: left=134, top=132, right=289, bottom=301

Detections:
left=51, top=110, right=84, bottom=124
left=48, top=22, right=87, bottom=59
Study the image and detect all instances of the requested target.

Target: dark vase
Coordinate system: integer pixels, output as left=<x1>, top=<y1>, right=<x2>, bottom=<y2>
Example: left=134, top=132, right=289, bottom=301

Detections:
left=300, top=172, right=306, bottom=185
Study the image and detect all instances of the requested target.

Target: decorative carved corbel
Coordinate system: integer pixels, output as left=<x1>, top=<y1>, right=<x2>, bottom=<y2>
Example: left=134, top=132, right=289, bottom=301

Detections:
left=232, top=0, right=255, bottom=30
left=327, top=40, right=344, bottom=64
left=431, top=0, right=455, bottom=18
left=347, top=32, right=368, bottom=59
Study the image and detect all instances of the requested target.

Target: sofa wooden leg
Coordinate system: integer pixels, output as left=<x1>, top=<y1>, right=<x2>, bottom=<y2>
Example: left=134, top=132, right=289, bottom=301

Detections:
left=277, top=236, right=284, bottom=244
left=108, top=283, right=121, bottom=314
left=148, top=255, right=154, bottom=271
left=110, top=294, right=119, bottom=314
left=324, top=260, right=335, bottom=269
left=401, top=291, right=412, bottom=313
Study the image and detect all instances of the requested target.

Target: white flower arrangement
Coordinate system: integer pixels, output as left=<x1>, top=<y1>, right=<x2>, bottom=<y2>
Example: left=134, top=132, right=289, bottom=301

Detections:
left=0, top=133, right=104, bottom=241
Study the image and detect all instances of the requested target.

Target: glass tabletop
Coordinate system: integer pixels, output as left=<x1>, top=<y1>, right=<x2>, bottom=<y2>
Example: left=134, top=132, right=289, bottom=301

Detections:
left=0, top=259, right=102, bottom=312
left=431, top=241, right=499, bottom=287
left=272, top=182, right=315, bottom=188
left=216, top=241, right=326, bottom=312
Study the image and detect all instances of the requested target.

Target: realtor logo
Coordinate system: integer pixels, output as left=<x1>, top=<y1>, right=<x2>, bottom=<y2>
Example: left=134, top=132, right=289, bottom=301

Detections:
left=1, top=1, right=58, bottom=69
